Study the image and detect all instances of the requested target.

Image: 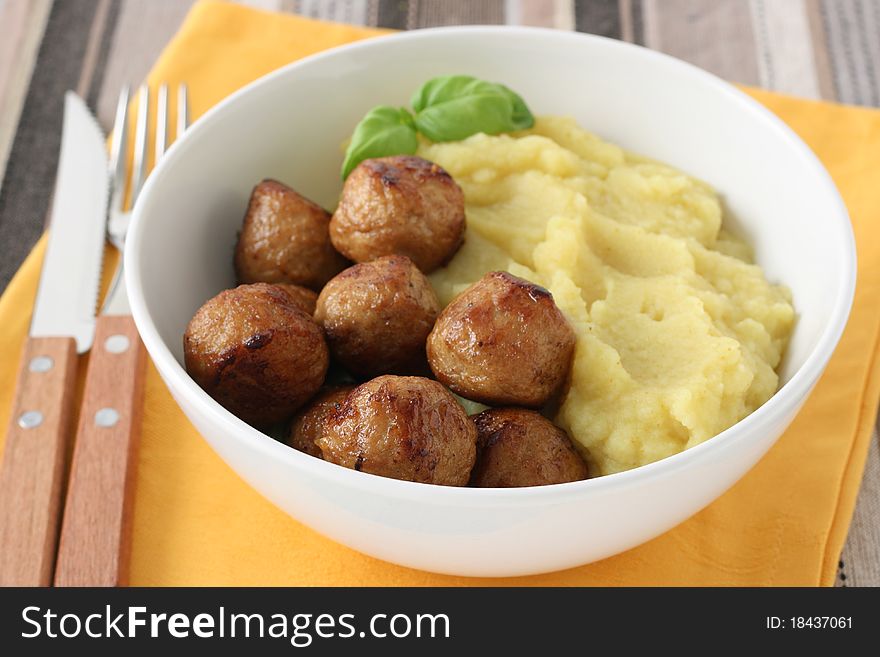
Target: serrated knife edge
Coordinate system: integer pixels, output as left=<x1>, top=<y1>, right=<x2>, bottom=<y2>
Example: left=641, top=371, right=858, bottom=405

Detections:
left=29, top=92, right=109, bottom=353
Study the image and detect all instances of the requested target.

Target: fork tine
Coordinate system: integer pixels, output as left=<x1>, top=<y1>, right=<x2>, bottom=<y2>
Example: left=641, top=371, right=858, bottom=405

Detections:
left=177, top=83, right=189, bottom=136
left=131, top=85, right=150, bottom=208
left=155, top=84, right=168, bottom=163
left=108, top=85, right=130, bottom=207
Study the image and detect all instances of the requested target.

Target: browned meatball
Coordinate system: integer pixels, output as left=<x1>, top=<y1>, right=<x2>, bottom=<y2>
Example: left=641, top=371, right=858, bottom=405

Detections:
left=273, top=283, right=318, bottom=315
left=288, top=386, right=354, bottom=459
left=470, top=408, right=589, bottom=487
left=314, top=255, right=440, bottom=378
left=427, top=271, right=576, bottom=408
left=330, top=156, right=465, bottom=273
left=183, top=283, right=329, bottom=427
left=235, top=179, right=348, bottom=290
left=318, top=376, right=477, bottom=485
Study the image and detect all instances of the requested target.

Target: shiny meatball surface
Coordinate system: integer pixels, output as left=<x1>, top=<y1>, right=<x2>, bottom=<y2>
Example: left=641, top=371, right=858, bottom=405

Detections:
left=235, top=179, right=348, bottom=290
left=288, top=386, right=354, bottom=459
left=427, top=271, right=576, bottom=407
left=470, top=408, right=589, bottom=487
left=273, top=283, right=318, bottom=316
left=330, top=156, right=465, bottom=273
left=314, top=255, right=440, bottom=378
left=318, top=376, right=477, bottom=485
left=183, top=283, right=329, bottom=427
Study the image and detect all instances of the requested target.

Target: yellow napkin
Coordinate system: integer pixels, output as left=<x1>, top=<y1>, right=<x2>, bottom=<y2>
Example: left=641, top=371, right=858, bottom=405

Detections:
left=2, top=0, right=879, bottom=586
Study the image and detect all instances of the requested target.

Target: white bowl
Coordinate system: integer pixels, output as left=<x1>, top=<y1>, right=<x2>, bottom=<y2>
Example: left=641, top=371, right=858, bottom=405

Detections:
left=127, top=27, right=855, bottom=577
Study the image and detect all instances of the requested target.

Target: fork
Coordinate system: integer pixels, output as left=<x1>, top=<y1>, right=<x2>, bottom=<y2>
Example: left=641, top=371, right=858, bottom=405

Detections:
left=53, top=83, right=188, bottom=587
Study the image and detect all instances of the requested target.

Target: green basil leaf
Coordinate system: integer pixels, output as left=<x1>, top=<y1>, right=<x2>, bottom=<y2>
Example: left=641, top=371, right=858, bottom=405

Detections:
left=503, top=90, right=534, bottom=130
left=410, top=75, right=534, bottom=142
left=413, top=94, right=516, bottom=142
left=411, top=75, right=491, bottom=112
left=341, top=106, right=418, bottom=179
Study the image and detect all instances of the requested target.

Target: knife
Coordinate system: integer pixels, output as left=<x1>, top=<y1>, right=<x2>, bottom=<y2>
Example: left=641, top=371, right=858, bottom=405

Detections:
left=0, top=92, right=108, bottom=586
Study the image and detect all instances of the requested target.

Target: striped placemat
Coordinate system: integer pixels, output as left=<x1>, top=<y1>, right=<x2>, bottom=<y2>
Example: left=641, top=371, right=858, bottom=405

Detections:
left=0, top=0, right=877, bottom=587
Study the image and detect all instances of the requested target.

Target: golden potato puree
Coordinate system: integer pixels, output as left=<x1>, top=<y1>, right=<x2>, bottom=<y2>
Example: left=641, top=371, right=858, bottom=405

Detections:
left=419, top=117, right=794, bottom=476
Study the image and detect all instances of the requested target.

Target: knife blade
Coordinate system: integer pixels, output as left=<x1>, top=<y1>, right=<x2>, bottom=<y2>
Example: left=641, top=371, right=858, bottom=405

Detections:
left=30, top=92, right=108, bottom=351
left=0, top=92, right=108, bottom=586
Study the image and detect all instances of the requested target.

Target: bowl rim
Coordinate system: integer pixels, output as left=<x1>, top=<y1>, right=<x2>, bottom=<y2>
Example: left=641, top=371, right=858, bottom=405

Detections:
left=126, top=25, right=857, bottom=504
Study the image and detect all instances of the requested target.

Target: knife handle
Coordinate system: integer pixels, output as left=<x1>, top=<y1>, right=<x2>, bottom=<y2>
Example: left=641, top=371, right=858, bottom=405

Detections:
left=0, top=336, right=78, bottom=586
left=55, top=315, right=145, bottom=587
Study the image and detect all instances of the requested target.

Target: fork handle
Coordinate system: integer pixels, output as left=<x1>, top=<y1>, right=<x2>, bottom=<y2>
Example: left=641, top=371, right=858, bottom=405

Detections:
left=0, top=337, right=78, bottom=586
left=55, top=315, right=145, bottom=587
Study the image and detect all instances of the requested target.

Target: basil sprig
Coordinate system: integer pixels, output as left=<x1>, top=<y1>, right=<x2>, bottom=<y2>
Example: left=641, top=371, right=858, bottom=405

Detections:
left=410, top=76, right=534, bottom=142
left=341, top=75, right=534, bottom=179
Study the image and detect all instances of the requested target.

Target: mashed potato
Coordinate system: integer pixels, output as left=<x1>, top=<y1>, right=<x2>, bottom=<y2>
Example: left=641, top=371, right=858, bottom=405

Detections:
left=420, top=117, right=794, bottom=476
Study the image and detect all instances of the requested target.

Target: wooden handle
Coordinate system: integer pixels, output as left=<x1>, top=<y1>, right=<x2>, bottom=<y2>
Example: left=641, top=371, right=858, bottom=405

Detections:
left=54, top=315, right=145, bottom=587
left=0, top=336, right=78, bottom=586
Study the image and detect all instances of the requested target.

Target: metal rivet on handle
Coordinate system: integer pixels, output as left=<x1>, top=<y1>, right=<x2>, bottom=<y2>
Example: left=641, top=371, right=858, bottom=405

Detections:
left=94, top=408, right=120, bottom=428
left=28, top=356, right=54, bottom=373
left=18, top=411, right=44, bottom=429
left=104, top=334, right=130, bottom=354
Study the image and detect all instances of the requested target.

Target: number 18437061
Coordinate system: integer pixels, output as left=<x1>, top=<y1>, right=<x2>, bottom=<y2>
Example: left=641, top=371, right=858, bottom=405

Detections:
left=766, top=617, right=852, bottom=630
